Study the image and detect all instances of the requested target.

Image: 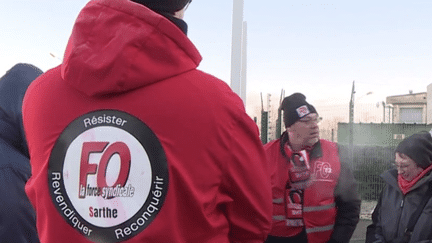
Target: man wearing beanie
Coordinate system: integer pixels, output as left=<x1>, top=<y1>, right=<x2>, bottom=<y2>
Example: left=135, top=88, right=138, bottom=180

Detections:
left=264, top=93, right=361, bottom=243
left=367, top=131, right=432, bottom=242
left=22, top=0, right=272, bottom=242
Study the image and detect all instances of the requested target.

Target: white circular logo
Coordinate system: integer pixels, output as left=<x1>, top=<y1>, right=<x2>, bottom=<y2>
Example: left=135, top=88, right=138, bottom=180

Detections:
left=49, top=110, right=169, bottom=242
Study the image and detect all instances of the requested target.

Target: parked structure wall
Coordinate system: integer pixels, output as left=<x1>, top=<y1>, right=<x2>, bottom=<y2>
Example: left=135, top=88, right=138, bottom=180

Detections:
left=386, top=92, right=427, bottom=124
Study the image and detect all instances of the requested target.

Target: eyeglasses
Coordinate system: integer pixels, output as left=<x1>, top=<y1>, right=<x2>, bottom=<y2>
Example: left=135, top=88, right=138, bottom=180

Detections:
left=393, top=163, right=410, bottom=170
left=298, top=117, right=322, bottom=125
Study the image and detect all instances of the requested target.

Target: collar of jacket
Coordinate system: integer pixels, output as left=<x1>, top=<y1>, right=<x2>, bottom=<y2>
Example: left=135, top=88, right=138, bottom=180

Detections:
left=159, top=12, right=188, bottom=35
left=309, top=140, right=323, bottom=159
left=383, top=168, right=432, bottom=191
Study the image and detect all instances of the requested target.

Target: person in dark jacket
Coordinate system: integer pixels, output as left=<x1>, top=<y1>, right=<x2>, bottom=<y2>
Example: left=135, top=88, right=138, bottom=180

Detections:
left=366, top=131, right=432, bottom=243
left=264, top=93, right=361, bottom=243
left=0, top=63, right=42, bottom=242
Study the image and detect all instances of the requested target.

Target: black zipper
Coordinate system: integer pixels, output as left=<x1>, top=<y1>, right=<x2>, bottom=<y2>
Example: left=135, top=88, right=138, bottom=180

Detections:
left=395, top=196, right=405, bottom=238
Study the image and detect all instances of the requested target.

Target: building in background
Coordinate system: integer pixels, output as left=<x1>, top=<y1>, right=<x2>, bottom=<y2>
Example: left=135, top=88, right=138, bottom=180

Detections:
left=338, top=83, right=432, bottom=148
left=385, top=83, right=432, bottom=124
left=428, top=84, right=432, bottom=124
left=252, top=83, right=432, bottom=144
left=386, top=91, right=427, bottom=124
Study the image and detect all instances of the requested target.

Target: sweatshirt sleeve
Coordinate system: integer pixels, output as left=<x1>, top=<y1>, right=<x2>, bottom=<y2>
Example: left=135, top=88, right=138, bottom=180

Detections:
left=0, top=167, right=39, bottom=243
left=221, top=113, right=273, bottom=243
left=329, top=162, right=361, bottom=243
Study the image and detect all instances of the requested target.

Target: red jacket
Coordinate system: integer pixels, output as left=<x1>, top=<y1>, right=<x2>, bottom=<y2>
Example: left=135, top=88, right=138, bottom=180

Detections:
left=264, top=137, right=359, bottom=243
left=22, top=0, right=272, bottom=242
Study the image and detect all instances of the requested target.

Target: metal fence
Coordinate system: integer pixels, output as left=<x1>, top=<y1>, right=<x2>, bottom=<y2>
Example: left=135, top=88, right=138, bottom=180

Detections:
left=337, top=122, right=432, bottom=200
left=340, top=144, right=394, bottom=200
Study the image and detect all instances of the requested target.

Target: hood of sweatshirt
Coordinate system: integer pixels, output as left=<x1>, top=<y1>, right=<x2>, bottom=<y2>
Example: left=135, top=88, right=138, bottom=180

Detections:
left=61, top=0, right=202, bottom=97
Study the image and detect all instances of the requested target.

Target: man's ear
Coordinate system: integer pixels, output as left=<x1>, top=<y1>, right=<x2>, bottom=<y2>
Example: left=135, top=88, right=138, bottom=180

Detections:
left=173, top=8, right=185, bottom=19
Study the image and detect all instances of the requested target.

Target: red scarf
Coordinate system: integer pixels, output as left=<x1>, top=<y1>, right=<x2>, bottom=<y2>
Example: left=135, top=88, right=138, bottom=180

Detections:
left=398, top=164, right=432, bottom=195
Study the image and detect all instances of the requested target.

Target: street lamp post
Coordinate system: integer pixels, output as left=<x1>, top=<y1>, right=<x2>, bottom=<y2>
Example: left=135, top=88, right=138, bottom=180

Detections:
left=348, top=81, right=373, bottom=167
left=349, top=81, right=355, bottom=167
left=49, top=53, right=62, bottom=63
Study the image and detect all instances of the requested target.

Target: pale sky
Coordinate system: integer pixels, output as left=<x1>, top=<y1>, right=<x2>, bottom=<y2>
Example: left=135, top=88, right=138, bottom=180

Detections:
left=1, top=0, right=431, bottom=115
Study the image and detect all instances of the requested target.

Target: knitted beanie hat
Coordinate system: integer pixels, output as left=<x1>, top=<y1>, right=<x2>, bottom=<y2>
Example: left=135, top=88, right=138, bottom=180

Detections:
left=395, top=131, right=432, bottom=169
left=131, top=0, right=191, bottom=14
left=281, top=93, right=317, bottom=128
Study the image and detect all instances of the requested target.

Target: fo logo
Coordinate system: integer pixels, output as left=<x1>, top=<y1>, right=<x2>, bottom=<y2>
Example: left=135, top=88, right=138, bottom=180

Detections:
left=314, top=161, right=332, bottom=179
left=48, top=110, right=169, bottom=242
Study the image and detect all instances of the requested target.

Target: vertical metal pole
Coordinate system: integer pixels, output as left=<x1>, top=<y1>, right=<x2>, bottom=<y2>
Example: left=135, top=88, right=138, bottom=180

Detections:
left=276, top=89, right=284, bottom=139
left=267, top=93, right=272, bottom=140
left=387, top=107, right=391, bottom=123
left=230, top=0, right=244, bottom=100
left=240, top=21, right=247, bottom=104
left=349, top=81, right=355, bottom=137
left=392, top=107, right=394, bottom=123
left=260, top=92, right=268, bottom=144
left=349, top=81, right=355, bottom=167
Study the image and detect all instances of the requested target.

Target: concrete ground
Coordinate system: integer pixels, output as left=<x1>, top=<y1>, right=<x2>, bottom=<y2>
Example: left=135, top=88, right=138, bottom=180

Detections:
left=350, top=219, right=372, bottom=243
left=350, top=200, right=376, bottom=243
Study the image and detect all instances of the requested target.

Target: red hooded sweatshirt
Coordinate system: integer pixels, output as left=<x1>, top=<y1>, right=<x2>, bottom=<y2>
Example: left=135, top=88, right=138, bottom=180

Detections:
left=22, top=0, right=272, bottom=242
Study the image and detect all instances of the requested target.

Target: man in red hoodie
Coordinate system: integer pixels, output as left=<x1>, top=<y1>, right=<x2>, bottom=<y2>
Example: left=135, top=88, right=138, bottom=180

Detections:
left=22, top=0, right=272, bottom=242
